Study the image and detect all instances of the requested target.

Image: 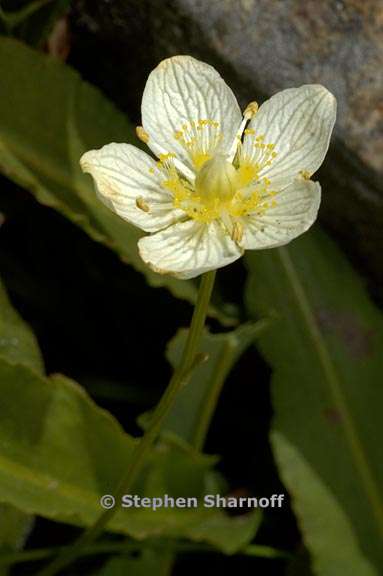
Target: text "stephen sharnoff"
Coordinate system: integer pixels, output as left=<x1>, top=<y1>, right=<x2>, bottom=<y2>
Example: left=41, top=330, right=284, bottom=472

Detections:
left=100, top=493, right=285, bottom=511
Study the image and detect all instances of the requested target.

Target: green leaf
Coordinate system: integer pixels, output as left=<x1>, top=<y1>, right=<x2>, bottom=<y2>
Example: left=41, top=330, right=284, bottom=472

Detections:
left=98, top=550, right=174, bottom=576
left=138, top=323, right=266, bottom=553
left=0, top=504, right=33, bottom=550
left=0, top=277, right=42, bottom=570
left=245, top=229, right=383, bottom=574
left=0, top=278, right=44, bottom=373
left=163, top=322, right=268, bottom=448
left=0, top=504, right=34, bottom=576
left=0, top=37, right=196, bottom=304
left=272, top=433, right=377, bottom=576
left=0, top=360, right=258, bottom=553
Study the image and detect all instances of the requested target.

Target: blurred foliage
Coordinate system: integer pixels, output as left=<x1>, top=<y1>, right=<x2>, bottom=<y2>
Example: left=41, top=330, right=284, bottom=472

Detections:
left=0, top=7, right=382, bottom=576
left=0, top=268, right=40, bottom=576
left=0, top=36, right=198, bottom=305
left=0, top=504, right=33, bottom=576
left=272, top=435, right=377, bottom=576
left=0, top=278, right=43, bottom=372
left=0, top=278, right=259, bottom=552
left=0, top=0, right=70, bottom=46
left=163, top=323, right=269, bottom=448
left=98, top=549, right=174, bottom=576
left=246, top=230, right=383, bottom=574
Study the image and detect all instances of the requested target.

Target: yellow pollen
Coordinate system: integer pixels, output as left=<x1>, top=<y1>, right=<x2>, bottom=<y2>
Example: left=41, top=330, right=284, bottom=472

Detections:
left=158, top=152, right=175, bottom=163
left=300, top=170, right=311, bottom=180
left=158, top=155, right=276, bottom=224
left=193, top=152, right=212, bottom=170
left=155, top=152, right=178, bottom=172
left=239, top=128, right=279, bottom=175
left=237, top=163, right=259, bottom=188
left=155, top=122, right=279, bottom=227
left=173, top=118, right=222, bottom=170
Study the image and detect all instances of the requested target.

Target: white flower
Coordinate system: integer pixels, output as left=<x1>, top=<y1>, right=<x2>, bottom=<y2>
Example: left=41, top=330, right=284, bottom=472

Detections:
left=80, top=56, right=336, bottom=279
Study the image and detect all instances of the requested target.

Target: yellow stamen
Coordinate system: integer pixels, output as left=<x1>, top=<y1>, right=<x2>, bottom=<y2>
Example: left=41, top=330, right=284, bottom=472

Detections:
left=157, top=121, right=279, bottom=227
left=231, top=221, right=244, bottom=242
left=136, top=126, right=149, bottom=143
left=244, top=101, right=259, bottom=119
left=236, top=163, right=259, bottom=188
left=173, top=119, right=222, bottom=170
left=136, top=196, right=150, bottom=212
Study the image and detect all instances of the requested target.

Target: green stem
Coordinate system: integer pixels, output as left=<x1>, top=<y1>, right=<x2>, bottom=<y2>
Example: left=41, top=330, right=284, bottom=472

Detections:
left=192, top=318, right=271, bottom=451
left=191, top=340, right=233, bottom=451
left=36, top=270, right=216, bottom=576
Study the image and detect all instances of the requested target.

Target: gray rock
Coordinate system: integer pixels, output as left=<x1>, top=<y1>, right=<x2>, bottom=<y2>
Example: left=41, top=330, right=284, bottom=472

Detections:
left=71, top=0, right=383, bottom=297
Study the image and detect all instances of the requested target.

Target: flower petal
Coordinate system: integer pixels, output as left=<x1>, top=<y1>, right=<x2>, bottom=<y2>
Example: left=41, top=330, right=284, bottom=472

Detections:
left=141, top=55, right=242, bottom=172
left=80, top=143, right=183, bottom=233
left=138, top=219, right=243, bottom=279
left=239, top=179, right=321, bottom=250
left=242, top=85, right=336, bottom=189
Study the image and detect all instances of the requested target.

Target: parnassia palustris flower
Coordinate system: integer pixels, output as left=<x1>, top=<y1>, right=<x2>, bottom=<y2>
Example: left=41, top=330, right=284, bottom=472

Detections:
left=81, top=56, right=336, bottom=279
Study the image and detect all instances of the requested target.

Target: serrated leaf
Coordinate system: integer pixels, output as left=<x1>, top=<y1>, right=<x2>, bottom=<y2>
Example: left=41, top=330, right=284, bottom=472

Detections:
left=245, top=229, right=383, bottom=574
left=0, top=37, right=196, bottom=304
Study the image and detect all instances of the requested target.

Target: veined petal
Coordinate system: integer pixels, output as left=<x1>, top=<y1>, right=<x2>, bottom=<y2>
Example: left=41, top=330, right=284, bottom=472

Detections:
left=80, top=143, right=183, bottom=233
left=141, top=55, right=242, bottom=172
left=239, top=179, right=321, bottom=250
left=138, top=219, right=243, bottom=279
left=242, top=85, right=336, bottom=189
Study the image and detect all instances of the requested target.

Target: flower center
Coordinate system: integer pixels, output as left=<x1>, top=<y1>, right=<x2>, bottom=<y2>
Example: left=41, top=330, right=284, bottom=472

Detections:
left=159, top=156, right=275, bottom=225
left=195, top=155, right=237, bottom=201
left=151, top=116, right=279, bottom=228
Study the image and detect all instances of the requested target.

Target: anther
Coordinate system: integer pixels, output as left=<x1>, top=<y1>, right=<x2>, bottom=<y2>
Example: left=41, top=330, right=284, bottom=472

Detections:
left=136, top=196, right=150, bottom=212
left=136, top=126, right=149, bottom=144
left=231, top=221, right=244, bottom=243
left=227, top=103, right=259, bottom=163
left=299, top=170, right=311, bottom=180
left=243, top=101, right=259, bottom=119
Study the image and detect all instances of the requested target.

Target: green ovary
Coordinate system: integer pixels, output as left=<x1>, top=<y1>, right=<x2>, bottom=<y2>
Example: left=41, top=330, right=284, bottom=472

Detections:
left=162, top=155, right=274, bottom=223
